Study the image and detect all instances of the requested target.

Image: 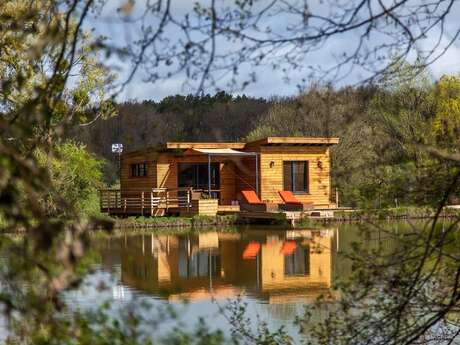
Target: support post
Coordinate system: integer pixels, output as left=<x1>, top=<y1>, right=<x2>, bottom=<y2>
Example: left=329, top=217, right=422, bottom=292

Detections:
left=208, top=154, right=211, bottom=197
left=141, top=191, right=144, bottom=216
left=255, top=153, right=259, bottom=196
left=151, top=192, right=154, bottom=216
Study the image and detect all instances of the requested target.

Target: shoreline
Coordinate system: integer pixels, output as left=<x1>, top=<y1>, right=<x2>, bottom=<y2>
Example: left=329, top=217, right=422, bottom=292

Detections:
left=109, top=206, right=460, bottom=230
left=4, top=207, right=457, bottom=233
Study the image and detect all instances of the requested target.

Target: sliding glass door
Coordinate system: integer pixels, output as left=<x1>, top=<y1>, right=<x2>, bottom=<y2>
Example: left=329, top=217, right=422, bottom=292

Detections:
left=178, top=163, right=220, bottom=196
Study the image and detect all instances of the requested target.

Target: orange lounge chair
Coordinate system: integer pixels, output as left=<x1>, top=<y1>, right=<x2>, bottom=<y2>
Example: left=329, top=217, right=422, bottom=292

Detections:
left=240, top=190, right=279, bottom=212
left=278, top=191, right=314, bottom=211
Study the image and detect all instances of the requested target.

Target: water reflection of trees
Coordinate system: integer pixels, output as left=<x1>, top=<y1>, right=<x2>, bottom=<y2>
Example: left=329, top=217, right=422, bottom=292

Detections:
left=302, top=220, right=460, bottom=345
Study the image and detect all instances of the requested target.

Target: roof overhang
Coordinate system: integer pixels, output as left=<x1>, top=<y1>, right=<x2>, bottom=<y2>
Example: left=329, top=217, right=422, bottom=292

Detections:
left=246, top=137, right=340, bottom=147
left=165, top=142, right=246, bottom=150
left=123, top=137, right=340, bottom=156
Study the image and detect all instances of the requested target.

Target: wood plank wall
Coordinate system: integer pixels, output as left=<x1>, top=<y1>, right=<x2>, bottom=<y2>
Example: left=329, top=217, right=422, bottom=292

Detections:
left=234, top=156, right=258, bottom=201
left=258, top=146, right=332, bottom=208
left=120, top=152, right=158, bottom=196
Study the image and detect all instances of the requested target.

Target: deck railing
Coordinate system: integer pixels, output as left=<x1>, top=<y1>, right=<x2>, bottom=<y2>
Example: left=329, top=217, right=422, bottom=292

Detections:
left=99, top=188, right=194, bottom=215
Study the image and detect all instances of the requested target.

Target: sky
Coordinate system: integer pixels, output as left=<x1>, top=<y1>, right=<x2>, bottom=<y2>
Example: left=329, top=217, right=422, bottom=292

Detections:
left=87, top=0, right=460, bottom=102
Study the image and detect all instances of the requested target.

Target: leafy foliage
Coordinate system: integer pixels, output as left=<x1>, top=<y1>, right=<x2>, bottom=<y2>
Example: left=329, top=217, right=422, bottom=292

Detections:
left=35, top=141, right=105, bottom=216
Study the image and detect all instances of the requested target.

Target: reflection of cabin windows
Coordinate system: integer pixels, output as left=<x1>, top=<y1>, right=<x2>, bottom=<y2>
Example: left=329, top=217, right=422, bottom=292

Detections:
left=178, top=163, right=220, bottom=190
left=132, top=262, right=149, bottom=279
left=178, top=251, right=221, bottom=278
left=178, top=239, right=221, bottom=278
left=283, top=161, right=308, bottom=193
left=131, top=163, right=148, bottom=177
left=284, top=245, right=310, bottom=276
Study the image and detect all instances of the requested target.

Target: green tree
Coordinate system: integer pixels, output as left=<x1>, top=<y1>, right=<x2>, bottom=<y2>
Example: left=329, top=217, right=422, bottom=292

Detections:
left=430, top=75, right=460, bottom=148
left=36, top=141, right=105, bottom=216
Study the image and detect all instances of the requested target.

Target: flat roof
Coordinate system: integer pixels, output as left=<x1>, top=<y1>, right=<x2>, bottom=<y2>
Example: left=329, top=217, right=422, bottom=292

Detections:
left=165, top=142, right=246, bottom=149
left=246, top=137, right=340, bottom=146
left=166, top=137, right=339, bottom=150
left=123, top=137, right=339, bottom=156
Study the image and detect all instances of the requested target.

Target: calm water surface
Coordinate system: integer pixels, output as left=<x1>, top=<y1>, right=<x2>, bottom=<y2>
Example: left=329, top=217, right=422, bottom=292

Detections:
left=65, top=222, right=409, bottom=340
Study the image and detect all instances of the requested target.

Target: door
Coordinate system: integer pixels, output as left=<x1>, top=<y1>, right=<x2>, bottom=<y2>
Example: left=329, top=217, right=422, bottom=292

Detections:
left=178, top=163, right=220, bottom=198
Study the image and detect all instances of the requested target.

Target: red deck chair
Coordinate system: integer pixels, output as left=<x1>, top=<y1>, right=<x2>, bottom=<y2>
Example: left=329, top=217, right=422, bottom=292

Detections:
left=240, top=190, right=279, bottom=212
left=241, top=190, right=263, bottom=204
left=278, top=191, right=314, bottom=211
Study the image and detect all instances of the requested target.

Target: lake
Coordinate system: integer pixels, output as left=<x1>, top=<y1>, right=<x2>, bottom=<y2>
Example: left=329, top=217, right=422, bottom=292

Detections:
left=63, top=221, right=433, bottom=342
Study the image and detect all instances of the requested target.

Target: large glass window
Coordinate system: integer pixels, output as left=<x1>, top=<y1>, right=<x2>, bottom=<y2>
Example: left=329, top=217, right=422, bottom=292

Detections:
left=178, top=163, right=220, bottom=190
left=283, top=161, right=308, bottom=193
left=131, top=162, right=147, bottom=177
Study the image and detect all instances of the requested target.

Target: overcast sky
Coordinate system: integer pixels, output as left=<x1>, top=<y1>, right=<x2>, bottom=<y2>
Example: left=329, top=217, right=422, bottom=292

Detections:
left=88, top=0, right=460, bottom=102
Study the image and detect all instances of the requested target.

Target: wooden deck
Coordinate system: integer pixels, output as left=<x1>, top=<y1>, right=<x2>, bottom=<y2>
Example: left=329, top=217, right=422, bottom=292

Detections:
left=100, top=189, right=334, bottom=223
left=238, top=210, right=304, bottom=226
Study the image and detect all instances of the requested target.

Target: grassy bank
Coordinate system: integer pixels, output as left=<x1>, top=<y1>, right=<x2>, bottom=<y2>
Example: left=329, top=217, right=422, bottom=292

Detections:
left=312, top=206, right=460, bottom=223
left=113, top=214, right=247, bottom=230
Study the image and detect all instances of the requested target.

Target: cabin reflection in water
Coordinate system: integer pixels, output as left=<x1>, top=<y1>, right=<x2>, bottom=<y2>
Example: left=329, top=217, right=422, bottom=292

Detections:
left=109, top=230, right=335, bottom=304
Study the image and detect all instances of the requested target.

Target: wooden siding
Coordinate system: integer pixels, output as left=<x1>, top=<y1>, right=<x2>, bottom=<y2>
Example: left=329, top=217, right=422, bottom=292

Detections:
left=258, top=146, right=332, bottom=208
left=120, top=152, right=158, bottom=194
left=180, top=199, right=219, bottom=217
left=234, top=156, right=258, bottom=201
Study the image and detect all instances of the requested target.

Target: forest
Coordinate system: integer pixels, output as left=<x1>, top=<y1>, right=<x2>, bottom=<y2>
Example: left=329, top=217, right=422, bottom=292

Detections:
left=74, top=68, right=460, bottom=209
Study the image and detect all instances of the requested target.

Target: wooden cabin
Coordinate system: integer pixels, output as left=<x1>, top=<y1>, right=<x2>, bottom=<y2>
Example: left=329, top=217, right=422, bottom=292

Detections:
left=101, top=137, right=339, bottom=216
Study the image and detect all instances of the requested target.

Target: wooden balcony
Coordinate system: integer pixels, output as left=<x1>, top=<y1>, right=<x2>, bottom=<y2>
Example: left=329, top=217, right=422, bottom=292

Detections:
left=99, top=188, right=195, bottom=216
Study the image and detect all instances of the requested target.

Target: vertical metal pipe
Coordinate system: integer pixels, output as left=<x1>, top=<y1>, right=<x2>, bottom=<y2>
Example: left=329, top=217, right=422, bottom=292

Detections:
left=255, top=153, right=259, bottom=196
left=208, top=154, right=211, bottom=197
left=142, top=233, right=145, bottom=255
left=256, top=251, right=260, bottom=289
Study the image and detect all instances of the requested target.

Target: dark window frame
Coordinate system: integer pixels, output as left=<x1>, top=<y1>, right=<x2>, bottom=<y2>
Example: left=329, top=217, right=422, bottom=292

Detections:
left=130, top=162, right=148, bottom=177
left=283, top=161, right=309, bottom=194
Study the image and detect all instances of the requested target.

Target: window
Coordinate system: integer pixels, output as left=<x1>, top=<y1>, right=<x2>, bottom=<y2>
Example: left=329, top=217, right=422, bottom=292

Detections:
left=283, top=161, right=308, bottom=193
left=178, top=163, right=220, bottom=190
left=284, top=245, right=310, bottom=276
left=131, top=163, right=147, bottom=177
